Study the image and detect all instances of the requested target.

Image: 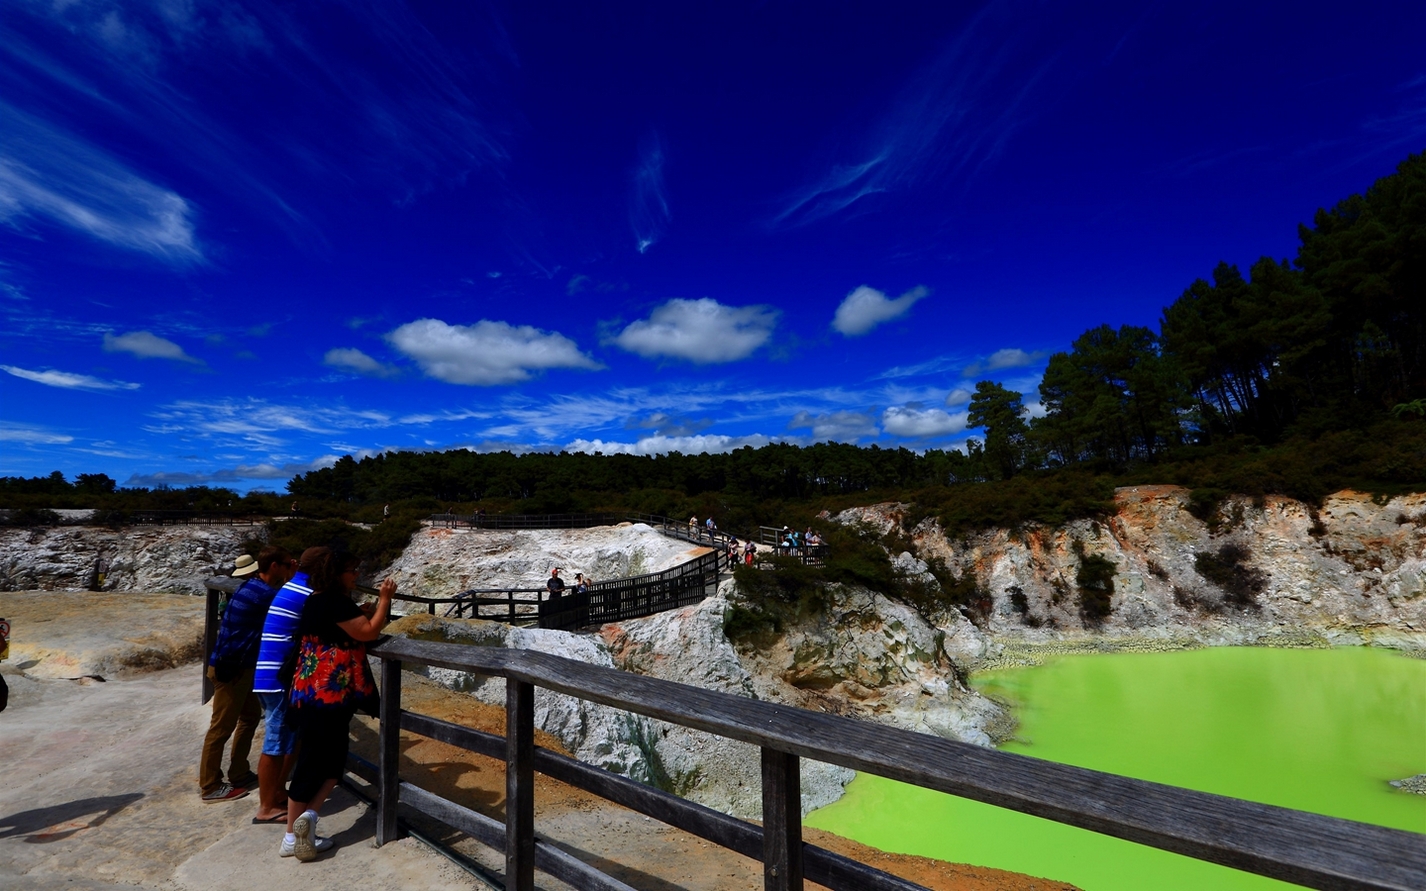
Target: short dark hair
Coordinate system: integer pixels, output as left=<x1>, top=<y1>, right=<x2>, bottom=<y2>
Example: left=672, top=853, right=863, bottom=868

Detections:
left=256, top=546, right=293, bottom=575
left=298, top=546, right=331, bottom=575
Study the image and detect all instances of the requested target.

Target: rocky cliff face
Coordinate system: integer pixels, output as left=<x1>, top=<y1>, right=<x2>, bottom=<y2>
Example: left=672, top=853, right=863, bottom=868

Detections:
left=384, top=522, right=703, bottom=597
left=390, top=585, right=865, bottom=820
left=837, top=486, right=1426, bottom=663
left=0, top=524, right=263, bottom=594
left=391, top=571, right=1015, bottom=819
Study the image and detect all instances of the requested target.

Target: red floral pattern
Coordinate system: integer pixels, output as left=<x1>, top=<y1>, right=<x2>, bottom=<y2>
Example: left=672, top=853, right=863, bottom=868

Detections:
left=290, top=635, right=375, bottom=710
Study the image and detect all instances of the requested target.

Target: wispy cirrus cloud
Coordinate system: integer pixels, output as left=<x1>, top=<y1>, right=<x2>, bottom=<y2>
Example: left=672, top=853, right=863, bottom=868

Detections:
left=124, top=455, right=341, bottom=489
left=103, top=330, right=200, bottom=363
left=144, top=399, right=396, bottom=452
left=628, top=412, right=712, bottom=437
left=387, top=318, right=601, bottom=386
left=2, top=364, right=139, bottom=391
left=772, top=3, right=1058, bottom=228
left=323, top=347, right=398, bottom=378
left=629, top=131, right=670, bottom=253
left=612, top=298, right=777, bottom=364
left=2, top=0, right=512, bottom=249
left=0, top=422, right=73, bottom=444
left=832, top=284, right=927, bottom=336
left=0, top=101, right=201, bottom=262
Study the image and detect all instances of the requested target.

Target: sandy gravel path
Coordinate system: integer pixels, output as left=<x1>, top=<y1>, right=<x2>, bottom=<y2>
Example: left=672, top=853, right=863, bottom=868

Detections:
left=0, top=591, right=1076, bottom=891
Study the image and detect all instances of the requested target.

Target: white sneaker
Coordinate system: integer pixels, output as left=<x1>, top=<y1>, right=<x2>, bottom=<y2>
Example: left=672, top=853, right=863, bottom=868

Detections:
left=293, top=809, right=337, bottom=861
left=279, top=834, right=333, bottom=858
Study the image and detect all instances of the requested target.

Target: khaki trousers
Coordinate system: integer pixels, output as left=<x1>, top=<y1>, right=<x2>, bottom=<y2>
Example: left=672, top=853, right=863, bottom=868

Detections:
left=199, top=664, right=260, bottom=793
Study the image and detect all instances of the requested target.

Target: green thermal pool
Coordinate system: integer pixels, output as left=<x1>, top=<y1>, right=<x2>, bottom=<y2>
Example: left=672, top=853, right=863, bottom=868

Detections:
left=805, top=646, right=1426, bottom=890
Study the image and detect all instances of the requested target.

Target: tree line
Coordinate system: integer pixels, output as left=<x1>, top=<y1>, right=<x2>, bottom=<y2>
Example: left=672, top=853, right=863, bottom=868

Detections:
left=973, top=151, right=1424, bottom=475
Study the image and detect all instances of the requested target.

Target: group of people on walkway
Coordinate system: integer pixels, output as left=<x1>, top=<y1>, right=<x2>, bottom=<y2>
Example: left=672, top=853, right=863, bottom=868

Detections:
left=200, top=545, right=396, bottom=863
left=545, top=567, right=592, bottom=599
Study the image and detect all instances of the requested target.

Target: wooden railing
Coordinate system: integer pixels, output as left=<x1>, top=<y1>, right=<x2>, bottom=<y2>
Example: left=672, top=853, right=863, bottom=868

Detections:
left=423, top=547, right=722, bottom=632
left=131, top=510, right=263, bottom=526
left=367, top=639, right=1425, bottom=891
left=626, top=512, right=740, bottom=549
left=429, top=512, right=621, bottom=530
left=757, top=525, right=829, bottom=566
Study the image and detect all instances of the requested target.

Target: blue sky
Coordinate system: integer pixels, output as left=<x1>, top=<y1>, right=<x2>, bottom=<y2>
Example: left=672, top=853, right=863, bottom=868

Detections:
left=2, top=1, right=1423, bottom=491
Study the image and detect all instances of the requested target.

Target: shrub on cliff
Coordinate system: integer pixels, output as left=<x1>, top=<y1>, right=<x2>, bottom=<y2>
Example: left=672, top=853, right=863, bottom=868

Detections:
left=1073, top=541, right=1116, bottom=624
left=261, top=511, right=423, bottom=576
left=1193, top=543, right=1266, bottom=609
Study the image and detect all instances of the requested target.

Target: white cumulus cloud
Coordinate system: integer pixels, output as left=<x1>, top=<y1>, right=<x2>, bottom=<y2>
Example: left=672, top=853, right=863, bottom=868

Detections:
left=612, top=298, right=777, bottom=364
left=323, top=348, right=397, bottom=378
left=832, top=285, right=927, bottom=336
left=565, top=433, right=778, bottom=456
left=103, top=330, right=199, bottom=362
left=2, top=364, right=139, bottom=391
left=881, top=404, right=969, bottom=438
left=387, top=318, right=600, bottom=386
left=962, top=347, right=1043, bottom=377
left=788, top=410, right=879, bottom=440
left=944, top=387, right=973, bottom=407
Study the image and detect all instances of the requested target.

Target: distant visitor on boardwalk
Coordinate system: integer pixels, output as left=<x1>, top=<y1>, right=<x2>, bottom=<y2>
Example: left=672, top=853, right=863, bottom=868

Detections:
left=547, top=567, right=565, bottom=598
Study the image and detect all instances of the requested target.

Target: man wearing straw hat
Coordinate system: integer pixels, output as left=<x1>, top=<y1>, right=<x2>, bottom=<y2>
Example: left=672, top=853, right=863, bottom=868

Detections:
left=199, top=547, right=293, bottom=804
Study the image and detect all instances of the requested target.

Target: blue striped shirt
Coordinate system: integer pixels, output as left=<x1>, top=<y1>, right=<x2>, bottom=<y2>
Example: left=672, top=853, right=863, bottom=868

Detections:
left=252, top=572, right=314, bottom=694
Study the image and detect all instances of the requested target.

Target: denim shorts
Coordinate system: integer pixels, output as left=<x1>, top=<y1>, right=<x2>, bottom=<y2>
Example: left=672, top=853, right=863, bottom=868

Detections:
left=258, top=691, right=299, bottom=756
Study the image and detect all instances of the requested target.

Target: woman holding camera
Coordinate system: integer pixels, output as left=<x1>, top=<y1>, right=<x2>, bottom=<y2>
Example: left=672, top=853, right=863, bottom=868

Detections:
left=280, top=551, right=395, bottom=861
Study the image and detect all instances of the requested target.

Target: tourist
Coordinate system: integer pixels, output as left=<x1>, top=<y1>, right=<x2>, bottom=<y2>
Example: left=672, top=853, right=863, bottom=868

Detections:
left=744, top=540, right=756, bottom=566
left=283, top=552, right=395, bottom=861
left=574, top=572, right=590, bottom=595
left=689, top=515, right=698, bottom=532
left=251, top=547, right=324, bottom=824
left=547, top=567, right=566, bottom=598
left=705, top=516, right=716, bottom=531
left=199, top=548, right=293, bottom=805
left=0, top=615, right=9, bottom=712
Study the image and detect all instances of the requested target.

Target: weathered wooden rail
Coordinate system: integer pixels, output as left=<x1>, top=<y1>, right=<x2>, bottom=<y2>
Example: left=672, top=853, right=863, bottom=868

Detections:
left=131, top=509, right=263, bottom=526
left=412, top=546, right=722, bottom=632
left=430, top=511, right=622, bottom=530
left=368, top=638, right=1426, bottom=891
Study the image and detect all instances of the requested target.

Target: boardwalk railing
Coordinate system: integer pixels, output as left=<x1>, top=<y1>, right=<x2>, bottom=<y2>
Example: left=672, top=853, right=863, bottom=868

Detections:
left=132, top=510, right=263, bottom=526
left=626, top=512, right=740, bottom=550
left=431, top=547, right=723, bottom=632
left=367, top=639, right=1426, bottom=891
left=430, top=512, right=621, bottom=530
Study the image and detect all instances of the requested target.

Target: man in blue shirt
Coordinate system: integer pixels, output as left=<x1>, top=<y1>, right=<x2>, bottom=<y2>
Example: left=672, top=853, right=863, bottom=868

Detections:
left=250, top=546, right=324, bottom=824
left=200, top=547, right=293, bottom=803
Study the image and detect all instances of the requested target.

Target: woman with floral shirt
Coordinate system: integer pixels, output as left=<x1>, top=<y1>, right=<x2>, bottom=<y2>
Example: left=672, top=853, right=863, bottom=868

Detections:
left=280, top=551, right=395, bottom=862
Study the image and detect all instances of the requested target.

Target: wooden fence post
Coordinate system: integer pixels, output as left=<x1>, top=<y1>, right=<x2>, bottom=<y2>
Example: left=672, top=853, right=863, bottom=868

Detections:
left=506, top=678, right=535, bottom=891
left=376, top=657, right=402, bottom=845
left=761, top=747, right=803, bottom=891
left=202, top=585, right=219, bottom=704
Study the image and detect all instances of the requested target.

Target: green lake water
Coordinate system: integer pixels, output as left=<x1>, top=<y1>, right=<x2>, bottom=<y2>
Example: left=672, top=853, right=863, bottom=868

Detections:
left=804, top=647, right=1426, bottom=890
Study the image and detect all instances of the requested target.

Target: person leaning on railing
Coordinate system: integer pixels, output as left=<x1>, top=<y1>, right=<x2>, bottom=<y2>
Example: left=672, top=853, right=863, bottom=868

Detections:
left=280, top=551, right=395, bottom=862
